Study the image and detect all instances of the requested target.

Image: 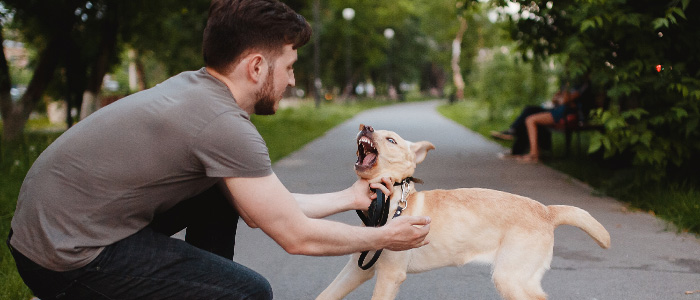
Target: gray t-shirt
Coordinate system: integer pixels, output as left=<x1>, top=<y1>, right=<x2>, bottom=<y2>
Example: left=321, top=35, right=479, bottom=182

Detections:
left=10, top=68, right=272, bottom=271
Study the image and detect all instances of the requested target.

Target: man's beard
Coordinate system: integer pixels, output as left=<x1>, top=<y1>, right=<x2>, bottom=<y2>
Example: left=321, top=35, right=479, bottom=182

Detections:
left=253, top=66, right=277, bottom=115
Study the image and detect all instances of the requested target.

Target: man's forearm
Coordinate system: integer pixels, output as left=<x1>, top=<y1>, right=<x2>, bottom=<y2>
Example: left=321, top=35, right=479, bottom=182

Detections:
left=292, top=190, right=354, bottom=219
left=283, top=215, right=431, bottom=256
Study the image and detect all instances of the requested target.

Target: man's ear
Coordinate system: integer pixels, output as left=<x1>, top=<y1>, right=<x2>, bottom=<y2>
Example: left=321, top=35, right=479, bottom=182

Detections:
left=246, top=54, right=267, bottom=83
left=410, top=141, right=435, bottom=164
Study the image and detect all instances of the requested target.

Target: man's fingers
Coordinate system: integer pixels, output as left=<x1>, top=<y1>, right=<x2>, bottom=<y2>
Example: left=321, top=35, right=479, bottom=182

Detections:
left=382, top=217, right=431, bottom=251
left=404, top=215, right=431, bottom=226
left=369, top=182, right=391, bottom=197
left=381, top=177, right=393, bottom=193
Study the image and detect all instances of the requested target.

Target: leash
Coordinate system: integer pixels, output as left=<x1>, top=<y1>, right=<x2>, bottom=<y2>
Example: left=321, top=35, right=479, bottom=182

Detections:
left=356, top=177, right=420, bottom=270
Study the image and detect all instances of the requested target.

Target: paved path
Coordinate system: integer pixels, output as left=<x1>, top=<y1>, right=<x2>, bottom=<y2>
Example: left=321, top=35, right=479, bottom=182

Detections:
left=231, top=100, right=700, bottom=300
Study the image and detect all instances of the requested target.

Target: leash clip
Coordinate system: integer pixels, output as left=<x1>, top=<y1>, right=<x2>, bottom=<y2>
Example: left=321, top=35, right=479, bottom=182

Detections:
left=399, top=181, right=410, bottom=210
left=394, top=180, right=411, bottom=218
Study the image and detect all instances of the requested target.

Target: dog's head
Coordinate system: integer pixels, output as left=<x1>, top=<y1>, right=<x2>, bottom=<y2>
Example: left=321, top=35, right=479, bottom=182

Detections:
left=354, top=124, right=435, bottom=183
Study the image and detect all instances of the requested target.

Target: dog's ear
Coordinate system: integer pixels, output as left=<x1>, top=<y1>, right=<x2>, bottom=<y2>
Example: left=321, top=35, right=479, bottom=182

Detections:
left=410, top=141, right=435, bottom=164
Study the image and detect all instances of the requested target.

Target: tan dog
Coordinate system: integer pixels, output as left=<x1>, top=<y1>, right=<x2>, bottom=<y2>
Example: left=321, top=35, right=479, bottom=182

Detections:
left=316, top=124, right=610, bottom=300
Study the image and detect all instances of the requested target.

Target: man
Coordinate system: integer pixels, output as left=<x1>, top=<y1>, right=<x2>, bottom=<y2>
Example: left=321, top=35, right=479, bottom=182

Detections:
left=7, top=0, right=431, bottom=299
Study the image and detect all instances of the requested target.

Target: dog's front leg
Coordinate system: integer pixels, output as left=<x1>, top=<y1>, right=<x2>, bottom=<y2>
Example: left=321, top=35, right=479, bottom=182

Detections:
left=370, top=251, right=410, bottom=300
left=316, top=253, right=376, bottom=300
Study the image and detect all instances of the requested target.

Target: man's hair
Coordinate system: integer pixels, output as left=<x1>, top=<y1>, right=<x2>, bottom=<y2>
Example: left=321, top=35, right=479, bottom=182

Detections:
left=203, top=0, right=312, bottom=73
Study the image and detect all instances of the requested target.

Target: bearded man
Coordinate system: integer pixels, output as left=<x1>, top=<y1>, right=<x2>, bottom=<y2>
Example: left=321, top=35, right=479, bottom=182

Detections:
left=7, top=0, right=430, bottom=299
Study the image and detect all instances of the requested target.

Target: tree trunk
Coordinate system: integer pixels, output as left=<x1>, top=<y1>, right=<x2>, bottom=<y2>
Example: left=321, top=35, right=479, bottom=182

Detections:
left=80, top=15, right=119, bottom=120
left=128, top=48, right=147, bottom=92
left=0, top=24, right=14, bottom=129
left=1, top=32, right=64, bottom=142
left=65, top=38, right=87, bottom=128
left=451, top=16, right=468, bottom=101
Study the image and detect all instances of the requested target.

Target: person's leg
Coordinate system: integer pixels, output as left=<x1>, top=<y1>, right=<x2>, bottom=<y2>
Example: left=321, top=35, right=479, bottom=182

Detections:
left=510, top=129, right=530, bottom=155
left=150, top=183, right=239, bottom=259
left=523, top=112, right=555, bottom=161
left=494, top=105, right=546, bottom=142
left=9, top=227, right=272, bottom=300
left=512, top=106, right=547, bottom=133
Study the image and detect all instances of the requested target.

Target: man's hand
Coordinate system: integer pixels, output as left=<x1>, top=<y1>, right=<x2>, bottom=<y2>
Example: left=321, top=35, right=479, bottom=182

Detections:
left=350, top=177, right=394, bottom=211
left=380, top=215, right=431, bottom=251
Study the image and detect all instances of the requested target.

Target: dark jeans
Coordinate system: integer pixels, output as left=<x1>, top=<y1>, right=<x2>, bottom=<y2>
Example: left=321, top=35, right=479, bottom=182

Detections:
left=509, top=105, right=552, bottom=155
left=7, top=185, right=272, bottom=300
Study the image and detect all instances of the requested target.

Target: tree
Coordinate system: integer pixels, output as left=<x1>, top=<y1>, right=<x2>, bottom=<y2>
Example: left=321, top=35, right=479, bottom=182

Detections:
left=0, top=0, right=78, bottom=141
left=0, top=0, right=210, bottom=141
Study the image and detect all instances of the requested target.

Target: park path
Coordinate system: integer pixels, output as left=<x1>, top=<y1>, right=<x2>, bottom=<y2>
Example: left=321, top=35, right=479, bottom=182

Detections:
left=230, top=100, right=700, bottom=300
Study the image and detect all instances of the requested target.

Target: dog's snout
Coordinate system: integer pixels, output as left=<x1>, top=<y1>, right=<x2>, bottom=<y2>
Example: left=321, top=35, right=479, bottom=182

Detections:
left=359, top=124, right=375, bottom=134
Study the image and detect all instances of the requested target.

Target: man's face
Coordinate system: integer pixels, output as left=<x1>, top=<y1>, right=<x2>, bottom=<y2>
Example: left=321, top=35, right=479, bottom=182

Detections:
left=253, top=44, right=297, bottom=115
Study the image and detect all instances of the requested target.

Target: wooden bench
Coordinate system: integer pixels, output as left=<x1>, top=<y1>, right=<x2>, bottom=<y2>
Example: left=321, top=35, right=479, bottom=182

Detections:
left=549, top=100, right=606, bottom=157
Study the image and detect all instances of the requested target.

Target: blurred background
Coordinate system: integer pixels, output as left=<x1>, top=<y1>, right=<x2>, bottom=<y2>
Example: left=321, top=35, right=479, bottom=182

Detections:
left=1, top=1, right=699, bottom=298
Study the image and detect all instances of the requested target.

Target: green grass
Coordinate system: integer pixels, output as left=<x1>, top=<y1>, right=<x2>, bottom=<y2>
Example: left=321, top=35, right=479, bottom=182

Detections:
left=1, top=132, right=62, bottom=300
left=438, top=100, right=700, bottom=236
left=0, top=99, right=388, bottom=299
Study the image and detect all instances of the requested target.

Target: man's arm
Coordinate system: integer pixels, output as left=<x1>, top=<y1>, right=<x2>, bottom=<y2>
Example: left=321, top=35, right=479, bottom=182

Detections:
left=291, top=177, right=394, bottom=219
left=224, top=173, right=430, bottom=256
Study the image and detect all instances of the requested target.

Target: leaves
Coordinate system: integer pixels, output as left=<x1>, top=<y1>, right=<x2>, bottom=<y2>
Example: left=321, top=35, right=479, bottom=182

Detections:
left=506, top=0, right=700, bottom=182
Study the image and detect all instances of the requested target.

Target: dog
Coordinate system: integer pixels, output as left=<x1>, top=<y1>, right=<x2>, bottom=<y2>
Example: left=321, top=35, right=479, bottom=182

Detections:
left=316, top=124, right=610, bottom=300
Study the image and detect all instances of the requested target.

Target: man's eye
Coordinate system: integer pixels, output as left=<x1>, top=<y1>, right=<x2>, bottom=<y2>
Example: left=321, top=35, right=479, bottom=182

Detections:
left=387, top=138, right=397, bottom=144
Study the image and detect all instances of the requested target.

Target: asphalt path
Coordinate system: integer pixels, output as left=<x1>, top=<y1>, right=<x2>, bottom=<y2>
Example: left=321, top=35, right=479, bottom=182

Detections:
left=227, top=100, right=700, bottom=299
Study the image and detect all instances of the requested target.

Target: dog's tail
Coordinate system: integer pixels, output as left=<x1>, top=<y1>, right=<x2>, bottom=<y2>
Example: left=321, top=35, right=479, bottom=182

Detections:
left=548, top=205, right=611, bottom=249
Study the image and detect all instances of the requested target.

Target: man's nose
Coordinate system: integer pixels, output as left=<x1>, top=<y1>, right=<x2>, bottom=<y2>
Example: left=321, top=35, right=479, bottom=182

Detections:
left=289, top=73, right=296, bottom=87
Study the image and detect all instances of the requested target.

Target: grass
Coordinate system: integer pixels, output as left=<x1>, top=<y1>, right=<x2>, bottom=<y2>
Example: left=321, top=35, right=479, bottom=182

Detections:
left=438, top=99, right=700, bottom=236
left=0, top=98, right=388, bottom=299
left=1, top=132, right=62, bottom=300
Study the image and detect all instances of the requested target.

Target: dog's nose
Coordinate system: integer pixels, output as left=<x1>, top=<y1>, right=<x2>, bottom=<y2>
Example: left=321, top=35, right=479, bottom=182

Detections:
left=366, top=126, right=374, bottom=132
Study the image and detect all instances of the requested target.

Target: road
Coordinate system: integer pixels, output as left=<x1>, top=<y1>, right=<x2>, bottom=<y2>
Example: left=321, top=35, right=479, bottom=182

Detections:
left=227, top=100, right=700, bottom=299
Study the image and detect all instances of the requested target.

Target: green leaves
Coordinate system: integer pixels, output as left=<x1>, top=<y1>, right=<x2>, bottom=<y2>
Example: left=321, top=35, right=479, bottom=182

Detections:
left=506, top=0, right=700, bottom=183
left=653, top=5, right=687, bottom=29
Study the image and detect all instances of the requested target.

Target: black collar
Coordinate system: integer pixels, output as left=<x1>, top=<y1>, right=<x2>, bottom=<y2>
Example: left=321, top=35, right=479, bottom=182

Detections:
left=395, top=176, right=422, bottom=186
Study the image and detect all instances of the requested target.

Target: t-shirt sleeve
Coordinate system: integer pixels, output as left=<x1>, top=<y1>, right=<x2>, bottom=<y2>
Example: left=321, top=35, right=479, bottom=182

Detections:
left=192, top=112, right=272, bottom=178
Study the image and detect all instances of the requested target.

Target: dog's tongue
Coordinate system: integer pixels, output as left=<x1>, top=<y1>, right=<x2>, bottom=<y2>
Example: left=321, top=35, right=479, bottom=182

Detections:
left=363, top=153, right=376, bottom=165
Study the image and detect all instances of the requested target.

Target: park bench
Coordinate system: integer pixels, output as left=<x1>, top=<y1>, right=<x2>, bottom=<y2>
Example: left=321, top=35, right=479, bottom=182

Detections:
left=548, top=93, right=607, bottom=157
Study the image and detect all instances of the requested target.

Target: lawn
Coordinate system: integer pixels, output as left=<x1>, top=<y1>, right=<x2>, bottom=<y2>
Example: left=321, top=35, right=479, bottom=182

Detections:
left=0, top=99, right=386, bottom=299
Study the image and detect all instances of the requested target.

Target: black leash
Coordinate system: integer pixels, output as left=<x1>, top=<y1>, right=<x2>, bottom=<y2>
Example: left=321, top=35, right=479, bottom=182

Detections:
left=355, top=178, right=420, bottom=270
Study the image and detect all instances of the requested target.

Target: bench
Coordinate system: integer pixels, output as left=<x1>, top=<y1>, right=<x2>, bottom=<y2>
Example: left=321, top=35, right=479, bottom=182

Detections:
left=551, top=119, right=604, bottom=157
left=549, top=94, right=607, bottom=157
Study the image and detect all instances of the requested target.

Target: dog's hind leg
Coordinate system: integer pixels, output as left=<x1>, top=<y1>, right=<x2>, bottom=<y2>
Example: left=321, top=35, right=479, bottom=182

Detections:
left=492, top=232, right=552, bottom=300
left=316, top=254, right=376, bottom=300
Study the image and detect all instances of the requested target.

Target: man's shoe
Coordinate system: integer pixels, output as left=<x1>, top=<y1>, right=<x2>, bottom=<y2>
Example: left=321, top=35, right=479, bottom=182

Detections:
left=490, top=129, right=514, bottom=141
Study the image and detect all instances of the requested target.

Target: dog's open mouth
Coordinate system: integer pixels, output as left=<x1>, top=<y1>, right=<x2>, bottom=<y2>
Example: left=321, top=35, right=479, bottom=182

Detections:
left=355, top=135, right=378, bottom=170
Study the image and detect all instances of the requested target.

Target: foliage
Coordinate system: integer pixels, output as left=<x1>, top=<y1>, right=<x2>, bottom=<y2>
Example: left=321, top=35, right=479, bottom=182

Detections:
left=121, top=0, right=210, bottom=80
left=3, top=0, right=507, bottom=138
left=504, top=0, right=700, bottom=184
left=284, top=0, right=511, bottom=98
left=467, top=47, right=556, bottom=121
left=292, top=0, right=435, bottom=95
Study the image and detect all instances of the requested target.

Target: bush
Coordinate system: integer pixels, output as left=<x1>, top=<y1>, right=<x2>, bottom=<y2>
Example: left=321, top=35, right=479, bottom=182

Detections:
left=506, top=0, right=700, bottom=186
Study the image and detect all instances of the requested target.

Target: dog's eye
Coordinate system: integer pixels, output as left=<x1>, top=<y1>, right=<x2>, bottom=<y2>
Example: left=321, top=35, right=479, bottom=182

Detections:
left=387, top=138, right=397, bottom=144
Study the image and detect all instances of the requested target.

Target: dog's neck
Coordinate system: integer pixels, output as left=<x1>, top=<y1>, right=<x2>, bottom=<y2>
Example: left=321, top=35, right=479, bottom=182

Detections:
left=387, top=177, right=419, bottom=209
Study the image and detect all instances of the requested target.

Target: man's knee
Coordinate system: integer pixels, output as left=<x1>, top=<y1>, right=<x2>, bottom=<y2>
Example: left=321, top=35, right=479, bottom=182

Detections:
left=241, top=273, right=273, bottom=300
